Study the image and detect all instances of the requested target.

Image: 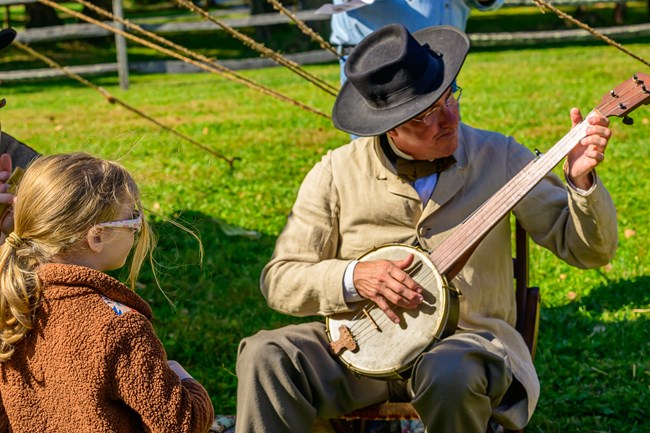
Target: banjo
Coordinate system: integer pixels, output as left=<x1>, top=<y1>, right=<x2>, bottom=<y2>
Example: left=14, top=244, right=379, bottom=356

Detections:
left=326, top=73, right=650, bottom=379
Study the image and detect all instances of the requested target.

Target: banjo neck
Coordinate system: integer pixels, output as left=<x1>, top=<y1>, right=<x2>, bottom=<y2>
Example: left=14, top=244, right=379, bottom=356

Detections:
left=430, top=118, right=589, bottom=277
left=429, top=73, right=650, bottom=279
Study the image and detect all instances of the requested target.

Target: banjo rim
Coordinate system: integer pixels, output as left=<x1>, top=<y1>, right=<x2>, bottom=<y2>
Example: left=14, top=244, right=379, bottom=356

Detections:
left=325, top=244, right=460, bottom=380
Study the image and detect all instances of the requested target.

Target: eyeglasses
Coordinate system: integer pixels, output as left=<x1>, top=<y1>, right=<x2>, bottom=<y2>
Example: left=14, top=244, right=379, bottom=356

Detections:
left=411, top=86, right=462, bottom=125
left=96, top=212, right=143, bottom=234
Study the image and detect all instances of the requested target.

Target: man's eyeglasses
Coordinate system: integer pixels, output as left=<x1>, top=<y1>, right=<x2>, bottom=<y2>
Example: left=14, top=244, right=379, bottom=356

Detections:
left=96, top=212, right=143, bottom=234
left=411, top=86, right=462, bottom=125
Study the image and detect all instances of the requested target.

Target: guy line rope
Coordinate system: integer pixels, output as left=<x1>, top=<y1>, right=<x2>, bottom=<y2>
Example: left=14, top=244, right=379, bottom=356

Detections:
left=273, top=0, right=650, bottom=69
left=9, top=0, right=330, bottom=167
left=34, top=0, right=331, bottom=119
left=175, top=0, right=338, bottom=96
left=530, top=0, right=650, bottom=68
left=265, top=0, right=341, bottom=60
left=12, top=40, right=241, bottom=168
left=17, top=0, right=650, bottom=149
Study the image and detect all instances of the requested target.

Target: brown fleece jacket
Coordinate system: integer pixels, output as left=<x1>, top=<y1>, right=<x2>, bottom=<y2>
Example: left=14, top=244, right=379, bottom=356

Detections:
left=0, top=263, right=214, bottom=433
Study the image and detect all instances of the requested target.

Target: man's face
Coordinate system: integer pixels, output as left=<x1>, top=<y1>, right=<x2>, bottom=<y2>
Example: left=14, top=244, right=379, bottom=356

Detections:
left=387, top=87, right=461, bottom=160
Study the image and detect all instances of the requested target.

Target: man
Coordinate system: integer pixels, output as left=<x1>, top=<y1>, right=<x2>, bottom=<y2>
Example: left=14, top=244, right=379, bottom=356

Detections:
left=0, top=27, right=41, bottom=242
left=236, top=24, right=617, bottom=432
left=1, top=27, right=39, bottom=169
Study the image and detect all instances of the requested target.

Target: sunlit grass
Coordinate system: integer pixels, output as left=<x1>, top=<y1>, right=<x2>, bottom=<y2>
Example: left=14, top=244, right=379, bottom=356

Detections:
left=1, top=39, right=649, bottom=432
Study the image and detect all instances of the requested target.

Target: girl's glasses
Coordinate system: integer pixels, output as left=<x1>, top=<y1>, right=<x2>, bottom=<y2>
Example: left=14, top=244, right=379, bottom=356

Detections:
left=97, top=212, right=143, bottom=234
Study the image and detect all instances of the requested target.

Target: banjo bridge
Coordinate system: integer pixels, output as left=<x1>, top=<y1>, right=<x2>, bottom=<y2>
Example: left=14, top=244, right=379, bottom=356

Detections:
left=329, top=324, right=358, bottom=355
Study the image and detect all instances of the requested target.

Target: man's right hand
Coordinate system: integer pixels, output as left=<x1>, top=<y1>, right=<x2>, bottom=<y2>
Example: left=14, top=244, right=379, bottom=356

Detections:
left=0, top=154, right=16, bottom=242
left=353, top=254, right=424, bottom=323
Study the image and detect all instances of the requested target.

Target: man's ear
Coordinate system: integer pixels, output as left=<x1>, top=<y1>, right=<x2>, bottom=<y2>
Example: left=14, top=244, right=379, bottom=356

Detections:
left=386, top=128, right=398, bottom=139
left=86, top=227, right=104, bottom=254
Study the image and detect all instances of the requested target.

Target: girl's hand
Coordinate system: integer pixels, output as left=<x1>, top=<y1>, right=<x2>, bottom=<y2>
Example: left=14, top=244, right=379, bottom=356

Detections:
left=167, top=360, right=193, bottom=381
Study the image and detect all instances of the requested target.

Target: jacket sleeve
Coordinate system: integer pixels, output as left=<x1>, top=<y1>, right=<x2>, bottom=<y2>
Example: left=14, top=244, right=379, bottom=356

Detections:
left=0, top=393, right=8, bottom=433
left=261, top=152, right=352, bottom=317
left=104, top=313, right=214, bottom=433
left=511, top=141, right=618, bottom=269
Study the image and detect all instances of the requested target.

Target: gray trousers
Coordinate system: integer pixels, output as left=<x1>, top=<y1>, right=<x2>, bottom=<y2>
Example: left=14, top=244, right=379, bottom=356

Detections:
left=236, top=322, right=518, bottom=433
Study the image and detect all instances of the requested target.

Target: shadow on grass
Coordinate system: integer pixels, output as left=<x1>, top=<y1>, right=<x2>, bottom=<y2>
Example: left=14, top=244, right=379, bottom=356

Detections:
left=113, top=209, right=649, bottom=424
left=110, top=210, right=309, bottom=415
left=532, top=276, right=649, bottom=433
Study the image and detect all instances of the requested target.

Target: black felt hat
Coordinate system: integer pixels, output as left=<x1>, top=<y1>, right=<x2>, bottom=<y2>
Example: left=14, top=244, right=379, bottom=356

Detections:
left=0, top=28, right=16, bottom=51
left=332, top=24, right=470, bottom=137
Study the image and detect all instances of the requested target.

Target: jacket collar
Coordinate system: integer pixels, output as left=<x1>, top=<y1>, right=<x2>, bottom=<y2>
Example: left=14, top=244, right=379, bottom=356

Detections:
left=37, top=263, right=153, bottom=319
left=372, top=125, right=468, bottom=207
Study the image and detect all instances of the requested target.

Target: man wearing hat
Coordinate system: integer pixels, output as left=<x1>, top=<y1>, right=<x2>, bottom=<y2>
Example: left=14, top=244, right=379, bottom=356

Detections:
left=1, top=26, right=40, bottom=170
left=236, top=24, right=617, bottom=432
left=1, top=28, right=17, bottom=112
left=0, top=27, right=41, bottom=241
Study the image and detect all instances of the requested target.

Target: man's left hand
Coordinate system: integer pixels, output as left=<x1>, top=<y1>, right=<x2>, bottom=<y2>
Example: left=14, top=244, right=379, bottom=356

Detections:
left=566, top=107, right=611, bottom=190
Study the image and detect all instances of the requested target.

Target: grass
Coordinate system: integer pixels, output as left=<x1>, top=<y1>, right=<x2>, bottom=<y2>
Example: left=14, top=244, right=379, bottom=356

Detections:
left=1, top=5, right=650, bottom=433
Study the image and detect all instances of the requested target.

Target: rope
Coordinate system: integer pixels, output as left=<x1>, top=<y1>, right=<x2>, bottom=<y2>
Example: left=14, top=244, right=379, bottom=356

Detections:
left=175, top=0, right=338, bottom=96
left=13, top=40, right=240, bottom=168
left=36, top=0, right=330, bottom=119
left=73, top=0, right=214, bottom=66
left=34, top=0, right=649, bottom=120
left=531, top=0, right=650, bottom=68
left=265, top=0, right=341, bottom=59
left=274, top=0, right=649, bottom=69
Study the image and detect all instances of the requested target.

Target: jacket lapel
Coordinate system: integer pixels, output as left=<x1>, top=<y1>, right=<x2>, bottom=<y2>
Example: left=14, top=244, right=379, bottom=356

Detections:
left=373, top=137, right=421, bottom=201
left=423, top=128, right=469, bottom=216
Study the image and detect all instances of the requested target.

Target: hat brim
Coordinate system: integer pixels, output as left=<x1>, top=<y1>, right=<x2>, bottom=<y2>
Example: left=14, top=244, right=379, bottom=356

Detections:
left=332, top=26, right=470, bottom=137
left=0, top=28, right=17, bottom=51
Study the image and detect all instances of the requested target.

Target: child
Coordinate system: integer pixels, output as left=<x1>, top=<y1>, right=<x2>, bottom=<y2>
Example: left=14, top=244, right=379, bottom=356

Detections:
left=0, top=153, right=214, bottom=433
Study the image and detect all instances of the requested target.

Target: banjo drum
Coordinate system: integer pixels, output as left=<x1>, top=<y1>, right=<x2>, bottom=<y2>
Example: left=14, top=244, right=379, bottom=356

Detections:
left=326, top=244, right=459, bottom=379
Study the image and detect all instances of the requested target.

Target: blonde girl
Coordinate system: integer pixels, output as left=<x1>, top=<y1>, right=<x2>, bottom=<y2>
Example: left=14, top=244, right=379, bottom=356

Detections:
left=0, top=153, right=213, bottom=433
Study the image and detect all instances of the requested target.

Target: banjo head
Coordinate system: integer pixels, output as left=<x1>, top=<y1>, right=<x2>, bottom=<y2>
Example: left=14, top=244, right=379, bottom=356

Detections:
left=326, top=244, right=458, bottom=379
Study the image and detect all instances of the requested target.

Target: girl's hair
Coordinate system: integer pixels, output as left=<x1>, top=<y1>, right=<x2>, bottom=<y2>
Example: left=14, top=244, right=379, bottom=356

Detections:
left=0, top=153, right=155, bottom=361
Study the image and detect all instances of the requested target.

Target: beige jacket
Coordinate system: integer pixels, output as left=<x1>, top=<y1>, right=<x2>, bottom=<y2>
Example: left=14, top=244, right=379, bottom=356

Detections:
left=0, top=263, right=214, bottom=433
left=261, top=123, right=617, bottom=426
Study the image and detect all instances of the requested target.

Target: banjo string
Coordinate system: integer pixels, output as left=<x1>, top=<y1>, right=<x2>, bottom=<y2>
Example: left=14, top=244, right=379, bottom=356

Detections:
left=351, top=268, right=438, bottom=339
left=351, top=270, right=439, bottom=345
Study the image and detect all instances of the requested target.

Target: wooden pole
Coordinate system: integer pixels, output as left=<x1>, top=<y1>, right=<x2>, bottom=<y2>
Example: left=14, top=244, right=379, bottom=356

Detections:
left=112, top=0, right=129, bottom=90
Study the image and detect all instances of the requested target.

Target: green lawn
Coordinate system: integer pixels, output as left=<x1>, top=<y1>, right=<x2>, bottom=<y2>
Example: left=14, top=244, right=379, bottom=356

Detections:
left=1, top=15, right=649, bottom=433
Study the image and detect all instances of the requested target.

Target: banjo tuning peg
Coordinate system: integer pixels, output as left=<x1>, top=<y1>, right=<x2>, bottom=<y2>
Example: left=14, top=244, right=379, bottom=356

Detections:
left=622, top=115, right=634, bottom=125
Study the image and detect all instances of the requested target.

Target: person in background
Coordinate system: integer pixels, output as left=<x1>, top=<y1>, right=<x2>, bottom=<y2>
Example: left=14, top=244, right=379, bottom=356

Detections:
left=0, top=153, right=214, bottom=433
left=318, top=0, right=504, bottom=83
left=235, top=24, right=617, bottom=433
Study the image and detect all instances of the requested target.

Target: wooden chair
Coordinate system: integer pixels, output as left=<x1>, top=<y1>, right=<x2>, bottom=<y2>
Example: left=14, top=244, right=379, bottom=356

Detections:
left=330, top=220, right=541, bottom=433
